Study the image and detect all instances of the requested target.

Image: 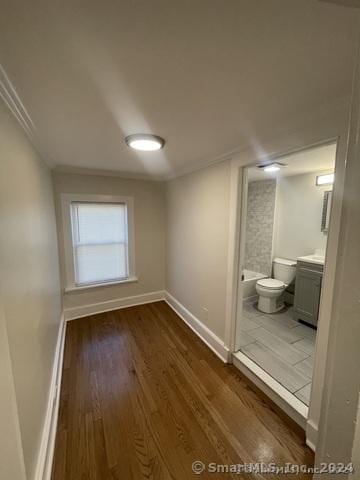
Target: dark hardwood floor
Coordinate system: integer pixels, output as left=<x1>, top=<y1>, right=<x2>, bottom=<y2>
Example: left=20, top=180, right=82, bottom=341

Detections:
left=52, top=301, right=314, bottom=480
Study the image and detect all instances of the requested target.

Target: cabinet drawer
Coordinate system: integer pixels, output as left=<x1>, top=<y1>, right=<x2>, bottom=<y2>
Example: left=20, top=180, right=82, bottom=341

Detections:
left=297, top=261, right=324, bottom=274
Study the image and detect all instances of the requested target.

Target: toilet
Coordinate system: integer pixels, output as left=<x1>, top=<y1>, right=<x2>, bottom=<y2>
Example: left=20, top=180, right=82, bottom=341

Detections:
left=255, top=257, right=296, bottom=314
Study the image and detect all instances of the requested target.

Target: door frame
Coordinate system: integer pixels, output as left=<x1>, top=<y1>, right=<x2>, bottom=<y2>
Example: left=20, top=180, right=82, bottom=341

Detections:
left=314, top=42, right=360, bottom=473
left=224, top=133, right=349, bottom=449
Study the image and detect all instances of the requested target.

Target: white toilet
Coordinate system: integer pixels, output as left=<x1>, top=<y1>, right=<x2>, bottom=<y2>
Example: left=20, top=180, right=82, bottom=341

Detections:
left=255, top=257, right=296, bottom=314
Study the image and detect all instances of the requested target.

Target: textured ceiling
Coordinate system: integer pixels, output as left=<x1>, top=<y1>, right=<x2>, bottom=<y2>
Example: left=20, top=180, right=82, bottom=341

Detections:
left=0, top=0, right=358, bottom=179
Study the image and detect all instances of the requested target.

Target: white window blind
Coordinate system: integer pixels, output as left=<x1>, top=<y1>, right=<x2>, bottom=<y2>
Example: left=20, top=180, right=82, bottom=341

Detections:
left=70, top=202, right=129, bottom=286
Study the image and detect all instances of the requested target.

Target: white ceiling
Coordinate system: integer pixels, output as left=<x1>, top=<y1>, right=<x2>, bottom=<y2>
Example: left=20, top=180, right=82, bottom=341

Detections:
left=247, top=142, right=336, bottom=181
left=0, top=0, right=358, bottom=179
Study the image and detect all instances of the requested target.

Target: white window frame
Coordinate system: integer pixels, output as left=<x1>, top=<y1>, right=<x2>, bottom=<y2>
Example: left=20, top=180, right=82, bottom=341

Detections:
left=61, top=194, right=137, bottom=292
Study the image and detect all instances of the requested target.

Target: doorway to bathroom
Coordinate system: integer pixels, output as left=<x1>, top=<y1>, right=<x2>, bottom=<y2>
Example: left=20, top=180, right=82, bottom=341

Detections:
left=233, top=142, right=336, bottom=419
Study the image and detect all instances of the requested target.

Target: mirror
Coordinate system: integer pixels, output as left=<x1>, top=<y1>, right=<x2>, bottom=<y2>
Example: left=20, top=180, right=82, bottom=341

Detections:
left=321, top=190, right=332, bottom=233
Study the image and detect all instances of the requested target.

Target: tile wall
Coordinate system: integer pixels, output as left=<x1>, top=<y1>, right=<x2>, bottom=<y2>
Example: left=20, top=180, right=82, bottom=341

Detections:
left=244, top=179, right=276, bottom=276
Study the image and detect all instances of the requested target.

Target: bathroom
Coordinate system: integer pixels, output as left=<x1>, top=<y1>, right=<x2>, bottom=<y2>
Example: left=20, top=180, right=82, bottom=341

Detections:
left=234, top=142, right=336, bottom=409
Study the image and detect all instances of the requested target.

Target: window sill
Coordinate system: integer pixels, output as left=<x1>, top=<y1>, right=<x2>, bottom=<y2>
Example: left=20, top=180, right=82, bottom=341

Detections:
left=64, top=276, right=138, bottom=293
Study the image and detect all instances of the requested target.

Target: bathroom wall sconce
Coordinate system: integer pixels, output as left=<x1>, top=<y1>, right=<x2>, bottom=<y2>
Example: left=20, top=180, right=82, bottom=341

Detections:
left=316, top=173, right=334, bottom=186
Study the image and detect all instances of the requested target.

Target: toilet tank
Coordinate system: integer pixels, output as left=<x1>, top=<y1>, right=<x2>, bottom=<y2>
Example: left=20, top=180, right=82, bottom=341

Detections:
left=273, top=257, right=297, bottom=284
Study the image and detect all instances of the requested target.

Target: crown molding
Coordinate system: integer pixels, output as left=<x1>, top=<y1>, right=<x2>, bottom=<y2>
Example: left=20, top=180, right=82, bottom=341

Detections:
left=0, top=65, right=36, bottom=138
left=52, top=151, right=240, bottom=182
left=52, top=165, right=166, bottom=182
left=0, top=64, right=52, bottom=166
left=163, top=145, right=247, bottom=181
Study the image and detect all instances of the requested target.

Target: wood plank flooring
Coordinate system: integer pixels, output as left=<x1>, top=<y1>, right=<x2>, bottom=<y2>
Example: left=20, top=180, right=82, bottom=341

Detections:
left=52, top=301, right=314, bottom=480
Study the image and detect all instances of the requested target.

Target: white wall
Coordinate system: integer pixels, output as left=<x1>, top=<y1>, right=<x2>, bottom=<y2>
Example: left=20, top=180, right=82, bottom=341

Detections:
left=166, top=161, right=231, bottom=341
left=0, top=99, right=62, bottom=479
left=274, top=171, right=333, bottom=260
left=53, top=172, right=166, bottom=312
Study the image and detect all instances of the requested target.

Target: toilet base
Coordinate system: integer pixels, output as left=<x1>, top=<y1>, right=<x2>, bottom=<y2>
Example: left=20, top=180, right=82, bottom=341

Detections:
left=258, top=296, right=285, bottom=314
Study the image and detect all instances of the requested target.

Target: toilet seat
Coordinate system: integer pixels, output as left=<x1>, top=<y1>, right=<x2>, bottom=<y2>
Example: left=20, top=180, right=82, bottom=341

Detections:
left=256, top=278, right=284, bottom=289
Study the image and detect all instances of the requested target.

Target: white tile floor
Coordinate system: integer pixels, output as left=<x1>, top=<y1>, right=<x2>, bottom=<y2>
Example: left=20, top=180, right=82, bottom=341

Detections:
left=238, top=300, right=316, bottom=405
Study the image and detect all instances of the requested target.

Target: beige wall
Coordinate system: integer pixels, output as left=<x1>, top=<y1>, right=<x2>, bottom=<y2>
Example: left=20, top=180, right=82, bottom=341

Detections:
left=53, top=172, right=166, bottom=310
left=274, top=170, right=334, bottom=261
left=0, top=100, right=62, bottom=478
left=0, top=302, right=26, bottom=480
left=166, top=161, right=231, bottom=341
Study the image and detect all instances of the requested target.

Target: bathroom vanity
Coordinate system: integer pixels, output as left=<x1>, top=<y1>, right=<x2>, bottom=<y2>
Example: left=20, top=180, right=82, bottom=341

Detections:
left=293, top=255, right=324, bottom=327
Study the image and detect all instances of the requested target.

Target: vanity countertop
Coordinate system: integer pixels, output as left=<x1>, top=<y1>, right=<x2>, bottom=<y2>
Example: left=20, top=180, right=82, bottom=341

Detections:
left=297, top=254, right=325, bottom=266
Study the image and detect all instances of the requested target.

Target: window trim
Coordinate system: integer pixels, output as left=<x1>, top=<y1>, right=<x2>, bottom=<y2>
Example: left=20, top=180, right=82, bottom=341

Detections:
left=61, top=193, right=136, bottom=292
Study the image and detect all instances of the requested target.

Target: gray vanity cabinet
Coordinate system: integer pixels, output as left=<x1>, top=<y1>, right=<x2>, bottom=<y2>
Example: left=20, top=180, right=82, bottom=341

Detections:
left=293, top=261, right=324, bottom=327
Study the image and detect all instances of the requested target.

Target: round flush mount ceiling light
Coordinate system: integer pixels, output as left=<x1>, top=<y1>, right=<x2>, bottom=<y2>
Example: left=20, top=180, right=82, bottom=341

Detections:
left=125, top=134, right=165, bottom=152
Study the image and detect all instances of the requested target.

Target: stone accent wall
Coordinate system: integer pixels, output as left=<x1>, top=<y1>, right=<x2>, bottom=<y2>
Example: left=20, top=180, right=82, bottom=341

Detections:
left=245, top=179, right=276, bottom=276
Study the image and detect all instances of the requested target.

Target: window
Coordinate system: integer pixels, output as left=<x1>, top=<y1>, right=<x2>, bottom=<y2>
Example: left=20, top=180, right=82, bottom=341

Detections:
left=71, top=202, right=129, bottom=286
left=61, top=194, right=136, bottom=290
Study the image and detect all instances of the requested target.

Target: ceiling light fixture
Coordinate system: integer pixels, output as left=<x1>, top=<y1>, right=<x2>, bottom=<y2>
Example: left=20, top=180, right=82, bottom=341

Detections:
left=258, top=162, right=286, bottom=173
left=264, top=164, right=280, bottom=172
left=316, top=173, right=334, bottom=186
left=125, top=134, right=165, bottom=152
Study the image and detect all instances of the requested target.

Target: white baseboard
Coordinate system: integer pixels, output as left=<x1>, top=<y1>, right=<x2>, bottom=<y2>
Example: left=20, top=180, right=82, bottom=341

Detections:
left=164, top=291, right=230, bottom=363
left=306, top=419, right=317, bottom=452
left=64, top=290, right=165, bottom=321
left=34, top=314, right=66, bottom=480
